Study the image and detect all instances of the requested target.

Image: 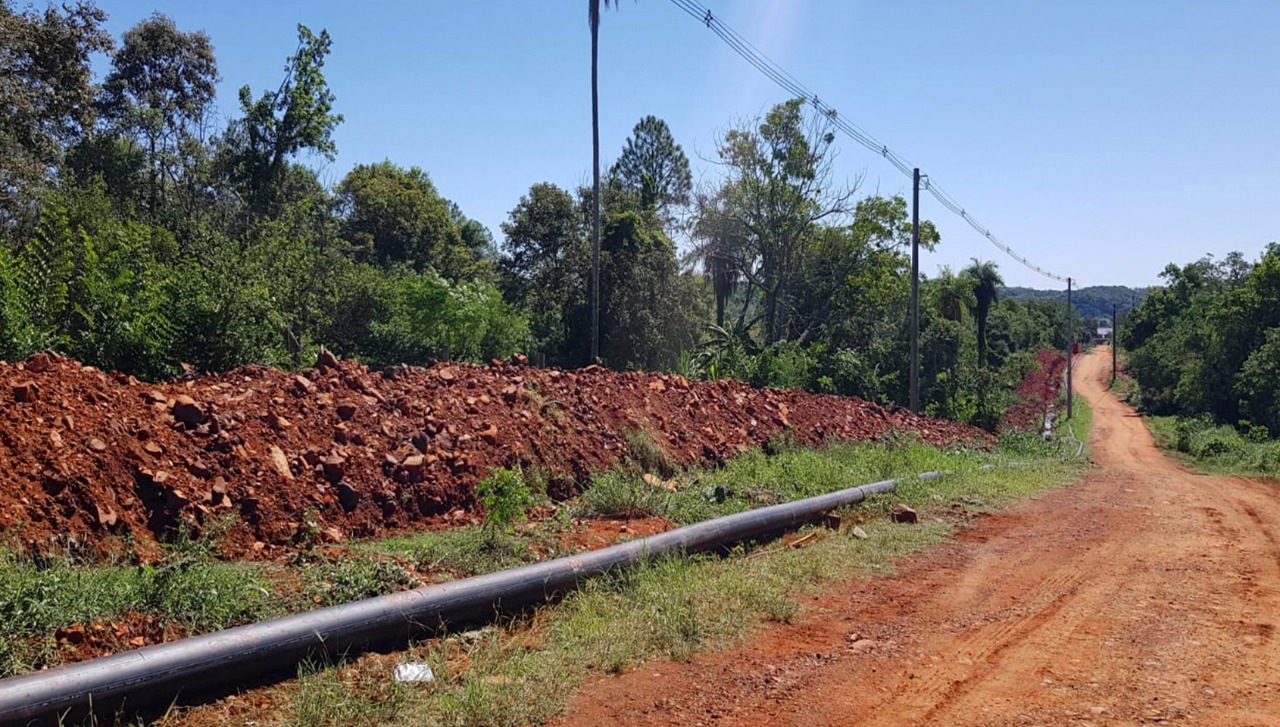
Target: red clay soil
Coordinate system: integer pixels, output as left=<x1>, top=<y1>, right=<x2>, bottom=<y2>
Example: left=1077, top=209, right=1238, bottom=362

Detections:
left=557, top=348, right=1280, bottom=726
left=0, top=352, right=990, bottom=559
left=43, top=612, right=186, bottom=666
left=999, top=349, right=1066, bottom=433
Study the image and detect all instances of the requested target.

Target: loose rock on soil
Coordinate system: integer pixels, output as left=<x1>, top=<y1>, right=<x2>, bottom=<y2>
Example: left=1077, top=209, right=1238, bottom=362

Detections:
left=0, top=353, right=991, bottom=559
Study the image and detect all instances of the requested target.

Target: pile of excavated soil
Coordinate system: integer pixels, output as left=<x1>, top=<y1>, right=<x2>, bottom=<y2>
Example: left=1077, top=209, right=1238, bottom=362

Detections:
left=1, top=352, right=991, bottom=559
left=1000, top=349, right=1067, bottom=433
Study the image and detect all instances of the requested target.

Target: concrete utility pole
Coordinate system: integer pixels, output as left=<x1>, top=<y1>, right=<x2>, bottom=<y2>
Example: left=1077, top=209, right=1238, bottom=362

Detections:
left=1112, top=303, right=1118, bottom=384
left=1066, top=277, right=1074, bottom=420
left=909, top=167, right=921, bottom=414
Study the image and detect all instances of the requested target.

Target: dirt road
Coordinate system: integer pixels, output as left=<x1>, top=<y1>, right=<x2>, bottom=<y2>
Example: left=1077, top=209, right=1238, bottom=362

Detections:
left=559, top=349, right=1280, bottom=726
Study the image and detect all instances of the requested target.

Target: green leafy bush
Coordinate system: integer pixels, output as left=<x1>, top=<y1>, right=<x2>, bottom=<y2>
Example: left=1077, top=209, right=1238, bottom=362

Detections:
left=749, top=341, right=817, bottom=391
left=476, top=468, right=533, bottom=530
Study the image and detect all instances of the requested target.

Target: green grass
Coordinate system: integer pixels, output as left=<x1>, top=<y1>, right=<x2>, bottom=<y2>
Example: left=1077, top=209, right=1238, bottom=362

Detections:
left=576, top=470, right=673, bottom=519
left=276, top=419, right=1092, bottom=726
left=287, top=660, right=407, bottom=727
left=620, top=425, right=677, bottom=477
left=364, top=527, right=544, bottom=579
left=0, top=548, right=277, bottom=677
left=1053, top=396, right=1093, bottom=458
left=1145, top=415, right=1280, bottom=478
left=301, top=555, right=418, bottom=607
left=1, top=404, right=1093, bottom=720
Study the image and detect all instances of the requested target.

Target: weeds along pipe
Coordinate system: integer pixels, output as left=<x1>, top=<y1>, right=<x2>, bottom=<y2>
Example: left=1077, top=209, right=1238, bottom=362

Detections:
left=0, top=475, right=919, bottom=725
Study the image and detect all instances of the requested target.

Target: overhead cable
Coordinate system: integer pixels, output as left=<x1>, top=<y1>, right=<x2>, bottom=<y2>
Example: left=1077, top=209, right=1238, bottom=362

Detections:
left=667, top=0, right=1069, bottom=284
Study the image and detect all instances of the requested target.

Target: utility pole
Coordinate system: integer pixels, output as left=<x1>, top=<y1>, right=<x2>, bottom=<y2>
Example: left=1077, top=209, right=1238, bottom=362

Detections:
left=909, top=168, right=921, bottom=414
left=1111, top=303, right=1118, bottom=384
left=1066, top=277, right=1074, bottom=420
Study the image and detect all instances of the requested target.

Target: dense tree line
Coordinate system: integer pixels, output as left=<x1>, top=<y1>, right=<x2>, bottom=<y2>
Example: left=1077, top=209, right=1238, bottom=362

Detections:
left=0, top=3, right=1079, bottom=430
left=1123, top=246, right=1280, bottom=438
left=1002, top=285, right=1148, bottom=321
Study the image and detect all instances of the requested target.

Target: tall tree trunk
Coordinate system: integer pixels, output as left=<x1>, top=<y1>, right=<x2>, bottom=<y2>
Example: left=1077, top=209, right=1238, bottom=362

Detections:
left=590, top=3, right=601, bottom=364
left=977, top=304, right=989, bottom=368
left=714, top=284, right=725, bottom=328
left=148, top=133, right=158, bottom=221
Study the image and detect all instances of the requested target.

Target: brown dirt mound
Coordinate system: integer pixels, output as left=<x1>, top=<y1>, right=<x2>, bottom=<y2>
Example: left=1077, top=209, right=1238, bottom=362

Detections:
left=0, top=352, right=990, bottom=559
left=999, top=349, right=1066, bottom=433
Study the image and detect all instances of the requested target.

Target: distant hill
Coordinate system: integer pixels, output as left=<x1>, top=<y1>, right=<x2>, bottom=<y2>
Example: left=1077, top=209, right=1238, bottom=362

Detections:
left=1001, top=285, right=1150, bottom=321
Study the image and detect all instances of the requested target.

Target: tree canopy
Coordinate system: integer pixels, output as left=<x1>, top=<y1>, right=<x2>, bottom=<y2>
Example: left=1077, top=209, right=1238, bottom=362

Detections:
left=0, top=10, right=1132, bottom=436
left=609, top=115, right=693, bottom=214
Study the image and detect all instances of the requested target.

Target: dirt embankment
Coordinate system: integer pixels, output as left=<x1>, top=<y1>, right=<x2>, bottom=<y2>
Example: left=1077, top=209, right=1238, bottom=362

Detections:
left=558, top=347, right=1280, bottom=726
left=1000, top=349, right=1066, bottom=433
left=0, top=353, right=990, bottom=559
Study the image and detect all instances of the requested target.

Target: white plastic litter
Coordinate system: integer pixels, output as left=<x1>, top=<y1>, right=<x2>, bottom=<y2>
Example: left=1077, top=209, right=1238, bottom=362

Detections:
left=393, top=663, right=436, bottom=683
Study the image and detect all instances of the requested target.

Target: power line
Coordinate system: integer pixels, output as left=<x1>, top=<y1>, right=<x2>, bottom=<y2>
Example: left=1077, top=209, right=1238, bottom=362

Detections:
left=667, top=0, right=1070, bottom=284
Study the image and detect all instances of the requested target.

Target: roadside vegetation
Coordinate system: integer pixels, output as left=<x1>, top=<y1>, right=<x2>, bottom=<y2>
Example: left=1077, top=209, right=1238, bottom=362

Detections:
left=91, top=410, right=1085, bottom=727
left=1121, top=246, right=1280, bottom=464
left=0, top=414, right=1087, bottom=686
left=1145, top=416, right=1280, bottom=478
left=1113, top=246, right=1280, bottom=477
left=0, top=4, right=1093, bottom=435
left=0, top=4, right=1106, bottom=721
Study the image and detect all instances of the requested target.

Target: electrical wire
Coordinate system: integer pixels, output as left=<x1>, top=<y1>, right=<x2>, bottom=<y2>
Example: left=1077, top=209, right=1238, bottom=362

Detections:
left=667, top=0, right=1071, bottom=284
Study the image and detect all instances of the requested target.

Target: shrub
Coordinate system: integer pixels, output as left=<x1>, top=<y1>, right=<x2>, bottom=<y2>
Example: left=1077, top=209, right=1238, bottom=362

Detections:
left=1240, top=441, right=1280, bottom=475
left=749, top=341, right=817, bottom=391
left=1187, top=425, right=1245, bottom=460
left=476, top=468, right=533, bottom=530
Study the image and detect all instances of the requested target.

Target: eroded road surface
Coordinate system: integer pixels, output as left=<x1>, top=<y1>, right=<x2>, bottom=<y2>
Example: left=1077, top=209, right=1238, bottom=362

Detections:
left=559, top=349, right=1280, bottom=726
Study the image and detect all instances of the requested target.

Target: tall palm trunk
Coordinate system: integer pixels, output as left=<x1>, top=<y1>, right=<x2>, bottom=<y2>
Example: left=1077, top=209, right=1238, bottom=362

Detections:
left=977, top=302, right=990, bottom=368
left=590, top=0, right=601, bottom=364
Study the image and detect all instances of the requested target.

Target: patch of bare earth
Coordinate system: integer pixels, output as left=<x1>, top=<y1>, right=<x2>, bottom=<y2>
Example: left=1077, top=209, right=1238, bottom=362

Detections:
left=558, top=348, right=1280, bottom=726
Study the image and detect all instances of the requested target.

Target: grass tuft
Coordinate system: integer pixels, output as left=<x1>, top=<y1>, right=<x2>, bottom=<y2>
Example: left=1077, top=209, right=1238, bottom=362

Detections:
left=301, top=555, right=418, bottom=607
left=576, top=471, right=671, bottom=520
left=368, top=527, right=536, bottom=579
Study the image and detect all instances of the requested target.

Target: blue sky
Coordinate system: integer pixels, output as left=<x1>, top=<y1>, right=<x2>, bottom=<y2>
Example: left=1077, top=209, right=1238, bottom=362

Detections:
left=91, top=0, right=1280, bottom=288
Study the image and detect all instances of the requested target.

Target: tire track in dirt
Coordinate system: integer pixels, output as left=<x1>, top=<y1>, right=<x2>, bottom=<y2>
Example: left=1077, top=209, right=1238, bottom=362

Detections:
left=558, top=348, right=1280, bottom=726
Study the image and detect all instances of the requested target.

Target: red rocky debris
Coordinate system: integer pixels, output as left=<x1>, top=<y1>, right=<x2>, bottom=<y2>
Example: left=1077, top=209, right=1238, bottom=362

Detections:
left=25, top=353, right=53, bottom=373
left=1001, top=349, right=1066, bottom=433
left=0, top=353, right=990, bottom=559
left=892, top=504, right=919, bottom=524
left=171, top=396, right=205, bottom=425
left=316, top=349, right=340, bottom=370
left=12, top=381, right=38, bottom=403
left=321, top=456, right=346, bottom=483
left=399, top=455, right=427, bottom=483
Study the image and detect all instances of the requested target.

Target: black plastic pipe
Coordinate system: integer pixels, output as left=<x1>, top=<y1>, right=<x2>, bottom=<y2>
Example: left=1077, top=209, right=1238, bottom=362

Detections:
left=0, top=475, right=914, bottom=725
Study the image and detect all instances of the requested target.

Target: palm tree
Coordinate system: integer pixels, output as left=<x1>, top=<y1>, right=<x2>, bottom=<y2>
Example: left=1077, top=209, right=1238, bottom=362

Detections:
left=963, top=259, right=1003, bottom=368
left=932, top=266, right=976, bottom=323
left=589, top=0, right=619, bottom=363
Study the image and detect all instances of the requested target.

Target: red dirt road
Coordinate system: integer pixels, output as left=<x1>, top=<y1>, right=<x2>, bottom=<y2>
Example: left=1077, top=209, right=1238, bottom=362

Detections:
left=559, top=348, right=1280, bottom=726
